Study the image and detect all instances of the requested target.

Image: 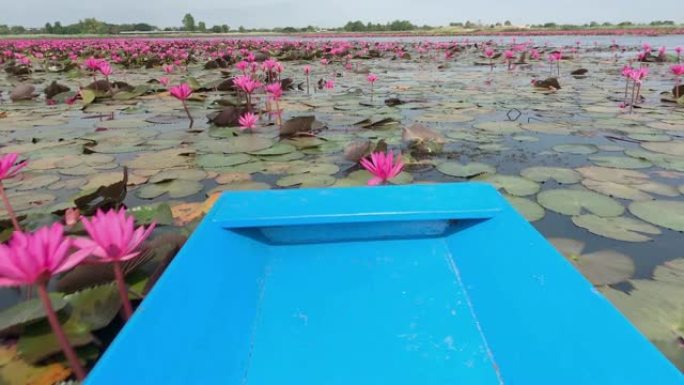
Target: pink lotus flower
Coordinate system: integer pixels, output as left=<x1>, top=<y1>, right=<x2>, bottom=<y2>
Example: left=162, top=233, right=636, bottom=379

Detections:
left=504, top=50, right=515, bottom=59
left=0, top=153, right=26, bottom=181
left=235, top=60, right=249, bottom=73
left=169, top=83, right=192, bottom=101
left=0, top=223, right=89, bottom=286
left=98, top=62, right=113, bottom=77
left=265, top=82, right=283, bottom=101
left=83, top=57, right=102, bottom=71
left=303, top=65, right=311, bottom=75
left=0, top=223, right=89, bottom=380
left=233, top=75, right=260, bottom=94
left=360, top=151, right=404, bottom=186
left=676, top=47, right=683, bottom=55
left=671, top=64, right=684, bottom=77
left=484, top=48, right=495, bottom=58
left=64, top=208, right=80, bottom=226
left=159, top=76, right=170, bottom=87
left=162, top=64, right=174, bottom=74
left=367, top=73, right=378, bottom=84
left=325, top=79, right=335, bottom=89
left=239, top=112, right=258, bottom=130
left=77, top=208, right=155, bottom=320
left=77, top=208, right=155, bottom=263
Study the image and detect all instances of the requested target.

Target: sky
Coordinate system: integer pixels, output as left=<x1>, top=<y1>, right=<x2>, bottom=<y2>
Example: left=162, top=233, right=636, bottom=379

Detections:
left=1, top=0, right=683, bottom=29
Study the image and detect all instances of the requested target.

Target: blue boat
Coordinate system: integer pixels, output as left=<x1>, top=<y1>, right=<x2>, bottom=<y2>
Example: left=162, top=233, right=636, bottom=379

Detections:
left=87, top=183, right=683, bottom=385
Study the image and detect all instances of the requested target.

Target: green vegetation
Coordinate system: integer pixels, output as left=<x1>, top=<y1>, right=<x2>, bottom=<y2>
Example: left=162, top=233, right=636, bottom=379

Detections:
left=0, top=15, right=681, bottom=36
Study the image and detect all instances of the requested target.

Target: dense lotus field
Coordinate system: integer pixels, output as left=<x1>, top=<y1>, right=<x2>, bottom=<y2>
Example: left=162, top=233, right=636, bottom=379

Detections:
left=0, top=36, right=683, bottom=382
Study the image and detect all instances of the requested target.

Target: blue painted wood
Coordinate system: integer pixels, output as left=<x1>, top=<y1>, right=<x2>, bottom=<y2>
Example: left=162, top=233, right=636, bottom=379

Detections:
left=86, top=183, right=684, bottom=385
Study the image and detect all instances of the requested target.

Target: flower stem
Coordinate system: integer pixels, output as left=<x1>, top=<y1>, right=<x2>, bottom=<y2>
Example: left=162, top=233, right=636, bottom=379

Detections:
left=113, top=262, right=133, bottom=320
left=182, top=101, right=194, bottom=129
left=0, top=182, right=20, bottom=232
left=37, top=283, right=86, bottom=381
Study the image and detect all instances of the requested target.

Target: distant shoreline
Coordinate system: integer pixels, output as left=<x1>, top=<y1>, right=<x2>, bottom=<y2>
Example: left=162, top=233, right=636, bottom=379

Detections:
left=3, top=27, right=684, bottom=39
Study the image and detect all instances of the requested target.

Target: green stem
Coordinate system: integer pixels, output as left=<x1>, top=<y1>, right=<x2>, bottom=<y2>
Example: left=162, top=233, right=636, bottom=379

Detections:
left=37, top=283, right=86, bottom=381
left=0, top=182, right=20, bottom=232
left=113, top=262, right=133, bottom=320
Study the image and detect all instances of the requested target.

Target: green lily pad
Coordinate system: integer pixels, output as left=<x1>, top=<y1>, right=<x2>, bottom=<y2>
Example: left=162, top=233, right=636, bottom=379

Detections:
left=63, top=283, right=121, bottom=330
left=520, top=167, right=581, bottom=184
left=129, top=203, right=174, bottom=226
left=601, top=259, right=684, bottom=367
left=14, top=174, right=60, bottom=191
left=0, top=294, right=66, bottom=332
left=641, top=141, right=684, bottom=157
left=127, top=149, right=193, bottom=169
left=572, top=214, right=661, bottom=242
left=537, top=189, right=624, bottom=217
left=552, top=144, right=598, bottom=155
left=276, top=174, right=336, bottom=188
left=248, top=143, right=296, bottom=156
left=588, top=156, right=652, bottom=169
left=136, top=180, right=203, bottom=199
left=629, top=200, right=684, bottom=231
left=196, top=153, right=252, bottom=169
left=580, top=179, right=653, bottom=201
left=436, top=162, right=495, bottom=178
left=148, top=169, right=207, bottom=183
left=625, top=149, right=684, bottom=172
left=504, top=195, right=545, bottom=222
left=476, top=174, right=540, bottom=196
left=548, top=238, right=635, bottom=286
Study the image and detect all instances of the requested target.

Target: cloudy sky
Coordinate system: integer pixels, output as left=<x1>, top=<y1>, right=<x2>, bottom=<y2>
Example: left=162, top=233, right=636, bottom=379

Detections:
left=2, top=0, right=683, bottom=28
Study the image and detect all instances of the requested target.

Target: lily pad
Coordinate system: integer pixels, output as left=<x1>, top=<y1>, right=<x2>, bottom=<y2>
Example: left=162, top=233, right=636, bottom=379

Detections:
left=537, top=189, right=624, bottom=217
left=572, top=214, right=661, bottom=242
left=552, top=144, right=598, bottom=155
left=548, top=238, right=635, bottom=286
left=0, top=294, right=66, bottom=332
left=588, top=156, right=652, bottom=169
left=629, top=200, right=684, bottom=231
left=504, top=195, right=545, bottom=222
left=136, top=180, right=203, bottom=199
left=276, top=174, right=336, bottom=188
left=476, top=174, right=540, bottom=196
left=436, top=162, right=495, bottom=178
left=520, top=167, right=581, bottom=184
left=581, top=179, right=653, bottom=201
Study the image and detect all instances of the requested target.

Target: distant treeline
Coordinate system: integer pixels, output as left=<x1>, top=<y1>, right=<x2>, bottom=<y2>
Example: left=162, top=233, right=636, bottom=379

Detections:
left=0, top=15, right=681, bottom=35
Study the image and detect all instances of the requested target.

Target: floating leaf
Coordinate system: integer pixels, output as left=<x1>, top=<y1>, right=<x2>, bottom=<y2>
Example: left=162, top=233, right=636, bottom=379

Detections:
left=276, top=174, right=336, bottom=188
left=129, top=203, right=174, bottom=226
left=588, top=156, right=652, bottom=169
left=0, top=295, right=66, bottom=333
left=548, top=238, right=634, bottom=286
left=436, top=162, right=495, bottom=178
left=504, top=195, right=545, bottom=222
left=572, top=214, right=661, bottom=242
left=476, top=174, right=540, bottom=196
left=537, top=189, right=624, bottom=217
left=552, top=144, right=598, bottom=154
left=136, top=180, right=203, bottom=199
left=629, top=200, right=684, bottom=231
left=520, top=167, right=580, bottom=184
left=581, top=179, right=653, bottom=201
left=62, top=284, right=121, bottom=330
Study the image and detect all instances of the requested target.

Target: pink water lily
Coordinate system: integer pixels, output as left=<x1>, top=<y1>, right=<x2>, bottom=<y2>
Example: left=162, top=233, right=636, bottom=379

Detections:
left=77, top=208, right=155, bottom=320
left=265, top=82, right=283, bottom=101
left=0, top=223, right=90, bottom=380
left=169, top=83, right=192, bottom=101
left=367, top=73, right=378, bottom=84
left=239, top=112, right=258, bottom=131
left=169, top=83, right=194, bottom=126
left=360, top=151, right=404, bottom=186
